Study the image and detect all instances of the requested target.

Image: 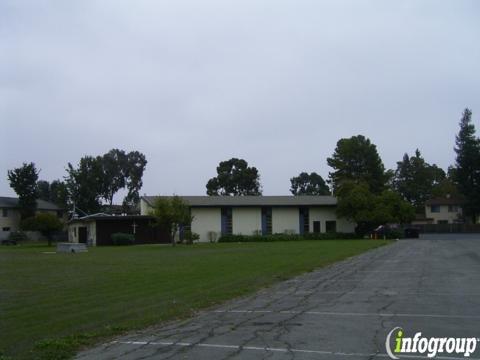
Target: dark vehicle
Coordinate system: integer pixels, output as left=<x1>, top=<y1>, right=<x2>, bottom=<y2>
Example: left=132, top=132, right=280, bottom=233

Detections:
left=370, top=225, right=403, bottom=239
left=1, top=239, right=17, bottom=246
left=404, top=228, right=420, bottom=238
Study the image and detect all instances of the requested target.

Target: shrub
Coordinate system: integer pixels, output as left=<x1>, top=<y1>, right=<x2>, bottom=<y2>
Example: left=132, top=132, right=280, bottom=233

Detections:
left=207, top=231, right=218, bottom=243
left=8, top=231, right=29, bottom=242
left=183, top=230, right=200, bottom=245
left=218, top=232, right=361, bottom=243
left=384, top=229, right=403, bottom=239
left=302, top=232, right=360, bottom=240
left=111, top=233, right=135, bottom=246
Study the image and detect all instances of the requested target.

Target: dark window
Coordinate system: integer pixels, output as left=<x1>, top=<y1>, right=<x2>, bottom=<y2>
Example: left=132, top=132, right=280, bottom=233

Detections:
left=2, top=209, right=7, bottom=217
left=221, top=208, right=232, bottom=235
left=299, top=207, right=309, bottom=234
left=448, top=205, right=458, bottom=213
left=437, top=220, right=449, bottom=225
left=326, top=221, right=337, bottom=233
left=261, top=207, right=272, bottom=235
left=313, top=221, right=321, bottom=233
left=57, top=210, right=63, bottom=218
left=431, top=205, right=441, bottom=213
left=2, top=227, right=10, bottom=232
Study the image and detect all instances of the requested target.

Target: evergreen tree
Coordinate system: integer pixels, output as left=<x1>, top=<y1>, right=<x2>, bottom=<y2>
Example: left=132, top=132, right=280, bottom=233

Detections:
left=327, top=135, right=388, bottom=194
left=454, top=108, right=480, bottom=222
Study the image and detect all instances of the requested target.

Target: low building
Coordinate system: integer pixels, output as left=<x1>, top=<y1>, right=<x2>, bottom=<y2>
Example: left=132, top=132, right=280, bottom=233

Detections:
left=424, top=197, right=465, bottom=224
left=141, top=195, right=355, bottom=242
left=68, top=214, right=170, bottom=246
left=0, top=197, right=63, bottom=240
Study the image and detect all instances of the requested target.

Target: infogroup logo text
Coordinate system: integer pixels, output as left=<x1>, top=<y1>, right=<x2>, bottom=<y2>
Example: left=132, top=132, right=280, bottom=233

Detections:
left=386, top=327, right=479, bottom=359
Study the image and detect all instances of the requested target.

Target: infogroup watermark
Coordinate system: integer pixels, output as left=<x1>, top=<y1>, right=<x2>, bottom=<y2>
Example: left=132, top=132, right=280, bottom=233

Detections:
left=386, top=327, right=479, bottom=359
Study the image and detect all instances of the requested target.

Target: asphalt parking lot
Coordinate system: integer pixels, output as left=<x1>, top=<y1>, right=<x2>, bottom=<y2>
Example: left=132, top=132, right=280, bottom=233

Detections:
left=76, top=235, right=480, bottom=359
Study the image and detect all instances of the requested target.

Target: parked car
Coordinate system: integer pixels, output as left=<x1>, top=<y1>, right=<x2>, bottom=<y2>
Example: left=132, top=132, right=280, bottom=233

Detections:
left=370, top=225, right=403, bottom=239
left=404, top=228, right=420, bottom=239
left=1, top=239, right=17, bottom=246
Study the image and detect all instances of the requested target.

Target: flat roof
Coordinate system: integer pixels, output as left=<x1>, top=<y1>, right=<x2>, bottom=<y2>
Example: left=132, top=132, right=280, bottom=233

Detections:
left=142, top=195, right=337, bottom=207
left=425, top=197, right=465, bottom=206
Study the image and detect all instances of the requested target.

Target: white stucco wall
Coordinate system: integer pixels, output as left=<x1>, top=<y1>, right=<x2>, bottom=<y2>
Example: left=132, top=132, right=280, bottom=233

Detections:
left=232, top=207, right=262, bottom=235
left=191, top=208, right=221, bottom=242
left=68, top=221, right=96, bottom=245
left=425, top=205, right=462, bottom=224
left=309, top=207, right=355, bottom=233
left=140, top=198, right=151, bottom=216
left=272, top=208, right=299, bottom=234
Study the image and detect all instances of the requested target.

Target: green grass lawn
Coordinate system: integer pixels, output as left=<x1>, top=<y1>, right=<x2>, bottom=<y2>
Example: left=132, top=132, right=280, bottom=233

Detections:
left=0, top=240, right=389, bottom=359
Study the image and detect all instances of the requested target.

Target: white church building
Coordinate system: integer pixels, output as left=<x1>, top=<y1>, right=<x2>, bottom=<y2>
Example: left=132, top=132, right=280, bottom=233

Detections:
left=140, top=196, right=355, bottom=242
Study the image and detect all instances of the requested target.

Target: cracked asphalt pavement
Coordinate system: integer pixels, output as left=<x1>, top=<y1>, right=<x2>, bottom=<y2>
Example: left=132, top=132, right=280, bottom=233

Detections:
left=76, top=236, right=480, bottom=359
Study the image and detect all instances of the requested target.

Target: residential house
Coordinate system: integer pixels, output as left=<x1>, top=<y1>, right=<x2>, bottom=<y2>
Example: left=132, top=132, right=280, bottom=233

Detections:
left=424, top=197, right=465, bottom=224
left=0, top=197, right=63, bottom=240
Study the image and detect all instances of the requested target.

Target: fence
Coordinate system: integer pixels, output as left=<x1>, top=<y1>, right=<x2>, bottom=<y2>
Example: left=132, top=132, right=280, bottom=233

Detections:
left=410, top=224, right=480, bottom=234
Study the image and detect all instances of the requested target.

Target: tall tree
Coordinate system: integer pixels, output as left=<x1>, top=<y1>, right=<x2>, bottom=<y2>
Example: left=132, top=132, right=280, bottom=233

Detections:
left=392, top=149, right=445, bottom=211
left=327, top=135, right=388, bottom=195
left=290, top=172, right=330, bottom=195
left=454, top=108, right=480, bottom=222
left=65, top=156, right=104, bottom=215
left=65, top=150, right=147, bottom=215
left=37, top=180, right=51, bottom=202
left=206, top=158, right=262, bottom=196
left=7, top=162, right=39, bottom=219
left=123, top=151, right=147, bottom=208
left=431, top=175, right=460, bottom=199
left=149, top=196, right=193, bottom=246
left=49, top=180, right=69, bottom=209
left=37, top=180, right=69, bottom=209
left=100, top=149, right=127, bottom=206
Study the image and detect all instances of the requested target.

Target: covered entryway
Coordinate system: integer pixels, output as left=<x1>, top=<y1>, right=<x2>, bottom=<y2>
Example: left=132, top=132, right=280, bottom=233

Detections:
left=78, top=227, right=87, bottom=244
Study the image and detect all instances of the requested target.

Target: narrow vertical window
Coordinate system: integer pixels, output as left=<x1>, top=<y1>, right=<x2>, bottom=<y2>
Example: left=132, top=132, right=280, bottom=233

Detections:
left=221, top=208, right=232, bottom=235
left=299, top=207, right=309, bottom=234
left=262, top=207, right=272, bottom=235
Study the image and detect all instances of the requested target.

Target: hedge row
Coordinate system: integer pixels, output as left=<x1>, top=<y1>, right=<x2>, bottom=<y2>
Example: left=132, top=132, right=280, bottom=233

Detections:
left=218, top=232, right=361, bottom=243
left=111, top=232, right=135, bottom=245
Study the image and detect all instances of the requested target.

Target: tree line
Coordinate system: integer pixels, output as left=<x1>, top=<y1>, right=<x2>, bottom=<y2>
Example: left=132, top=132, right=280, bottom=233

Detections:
left=7, top=149, right=147, bottom=219
left=205, top=108, right=480, bottom=231
left=7, top=108, right=479, bottom=234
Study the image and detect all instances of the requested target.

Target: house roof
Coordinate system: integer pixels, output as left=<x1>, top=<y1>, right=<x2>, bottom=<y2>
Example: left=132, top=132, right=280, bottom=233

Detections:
left=0, top=196, right=62, bottom=210
left=69, top=214, right=154, bottom=224
left=425, top=197, right=466, bottom=206
left=142, top=195, right=337, bottom=207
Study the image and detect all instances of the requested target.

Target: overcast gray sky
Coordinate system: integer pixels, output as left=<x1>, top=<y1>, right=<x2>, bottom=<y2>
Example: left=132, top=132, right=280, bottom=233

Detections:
left=1, top=0, right=479, bottom=201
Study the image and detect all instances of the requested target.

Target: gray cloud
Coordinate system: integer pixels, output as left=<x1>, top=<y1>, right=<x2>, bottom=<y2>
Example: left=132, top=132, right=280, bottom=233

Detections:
left=1, top=0, right=479, bottom=200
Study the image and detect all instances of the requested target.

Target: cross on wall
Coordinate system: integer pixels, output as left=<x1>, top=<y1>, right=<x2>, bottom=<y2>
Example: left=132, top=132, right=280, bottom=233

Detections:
left=131, top=221, right=138, bottom=234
